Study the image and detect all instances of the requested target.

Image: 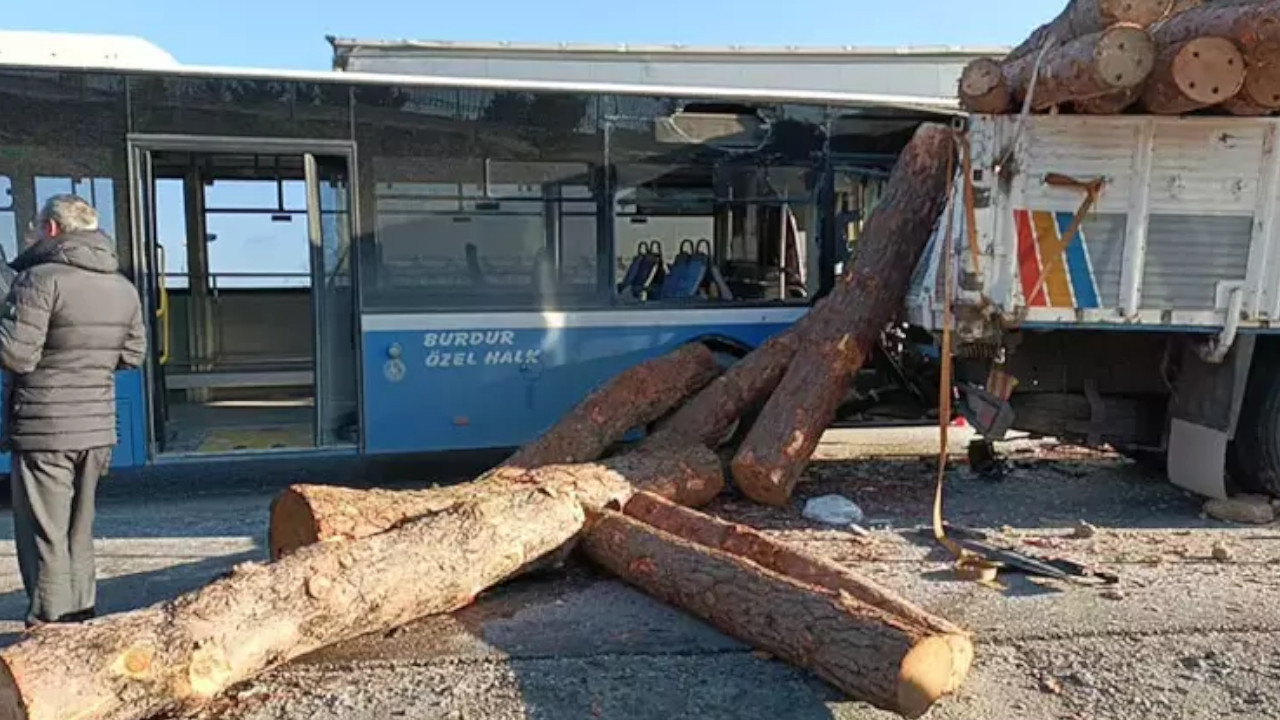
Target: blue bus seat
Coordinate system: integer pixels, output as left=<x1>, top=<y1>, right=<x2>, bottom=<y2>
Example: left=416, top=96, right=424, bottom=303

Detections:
left=619, top=240, right=666, bottom=300
left=658, top=238, right=709, bottom=299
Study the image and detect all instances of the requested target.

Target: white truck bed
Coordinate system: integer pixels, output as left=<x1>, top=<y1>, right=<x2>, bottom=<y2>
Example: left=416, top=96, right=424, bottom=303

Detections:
left=907, top=114, right=1280, bottom=344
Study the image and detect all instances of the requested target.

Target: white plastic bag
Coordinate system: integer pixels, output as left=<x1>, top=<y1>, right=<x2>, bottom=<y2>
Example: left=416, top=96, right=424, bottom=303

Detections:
left=802, top=495, right=865, bottom=527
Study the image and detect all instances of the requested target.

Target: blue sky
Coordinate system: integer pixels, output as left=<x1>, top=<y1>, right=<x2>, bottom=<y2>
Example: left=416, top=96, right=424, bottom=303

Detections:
left=7, top=0, right=1061, bottom=70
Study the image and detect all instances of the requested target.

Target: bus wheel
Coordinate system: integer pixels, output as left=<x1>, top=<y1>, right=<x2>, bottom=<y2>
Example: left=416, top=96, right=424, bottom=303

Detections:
left=1229, top=350, right=1280, bottom=496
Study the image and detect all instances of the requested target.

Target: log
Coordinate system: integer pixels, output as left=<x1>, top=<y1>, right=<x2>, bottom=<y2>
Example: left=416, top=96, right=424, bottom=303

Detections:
left=1153, top=0, right=1280, bottom=109
left=1004, top=24, right=1157, bottom=111
left=957, top=58, right=1012, bottom=114
left=581, top=493, right=974, bottom=718
left=1073, top=85, right=1142, bottom=112
left=640, top=330, right=804, bottom=451
left=1006, top=0, right=1176, bottom=63
left=503, top=342, right=720, bottom=467
left=0, top=449, right=721, bottom=720
left=270, top=446, right=725, bottom=558
left=1222, top=93, right=1277, bottom=114
left=1142, top=36, right=1246, bottom=112
left=730, top=123, right=955, bottom=506
left=621, top=492, right=972, bottom=644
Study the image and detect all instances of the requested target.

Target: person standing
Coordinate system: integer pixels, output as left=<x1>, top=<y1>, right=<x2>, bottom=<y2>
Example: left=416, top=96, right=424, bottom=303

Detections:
left=0, top=194, right=146, bottom=627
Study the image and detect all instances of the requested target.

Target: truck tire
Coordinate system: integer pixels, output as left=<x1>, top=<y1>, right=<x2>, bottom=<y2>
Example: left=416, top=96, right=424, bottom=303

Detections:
left=1229, top=348, right=1280, bottom=496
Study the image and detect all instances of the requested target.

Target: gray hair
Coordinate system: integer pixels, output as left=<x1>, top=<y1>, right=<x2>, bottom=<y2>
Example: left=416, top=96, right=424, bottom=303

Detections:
left=38, top=194, right=99, bottom=233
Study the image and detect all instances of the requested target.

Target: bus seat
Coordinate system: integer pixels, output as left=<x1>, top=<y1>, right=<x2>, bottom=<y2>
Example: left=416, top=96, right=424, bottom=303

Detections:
left=659, top=238, right=709, bottom=299
left=619, top=240, right=665, bottom=300
left=618, top=240, right=651, bottom=298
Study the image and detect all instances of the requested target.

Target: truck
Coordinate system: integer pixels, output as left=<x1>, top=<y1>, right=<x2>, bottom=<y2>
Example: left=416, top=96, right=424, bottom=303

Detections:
left=903, top=112, right=1280, bottom=500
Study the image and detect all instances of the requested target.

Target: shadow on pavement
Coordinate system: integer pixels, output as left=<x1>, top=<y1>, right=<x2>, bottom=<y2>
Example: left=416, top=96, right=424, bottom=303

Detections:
left=0, top=549, right=261, bottom=648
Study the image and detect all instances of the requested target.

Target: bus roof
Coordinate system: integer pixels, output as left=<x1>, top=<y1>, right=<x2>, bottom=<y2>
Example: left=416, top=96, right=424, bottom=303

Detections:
left=0, top=31, right=965, bottom=116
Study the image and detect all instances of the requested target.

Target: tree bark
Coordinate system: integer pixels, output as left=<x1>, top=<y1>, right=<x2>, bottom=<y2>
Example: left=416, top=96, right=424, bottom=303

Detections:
left=1141, top=36, right=1247, bottom=112
left=1007, top=0, right=1176, bottom=63
left=581, top=494, right=974, bottom=718
left=1222, top=93, right=1277, bottom=114
left=503, top=342, right=720, bottom=468
left=270, top=446, right=725, bottom=559
left=730, top=123, right=955, bottom=507
left=1004, top=24, right=1157, bottom=111
left=0, top=451, right=722, bottom=720
left=1073, top=85, right=1143, bottom=112
left=958, top=58, right=1012, bottom=113
left=640, top=330, right=805, bottom=452
left=1152, top=0, right=1280, bottom=109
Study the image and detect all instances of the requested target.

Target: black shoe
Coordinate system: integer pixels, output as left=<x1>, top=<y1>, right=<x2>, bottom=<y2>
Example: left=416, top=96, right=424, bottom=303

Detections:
left=59, top=607, right=95, bottom=623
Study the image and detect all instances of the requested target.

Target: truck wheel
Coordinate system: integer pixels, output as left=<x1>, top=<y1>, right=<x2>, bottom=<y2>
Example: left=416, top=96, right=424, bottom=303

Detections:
left=1229, top=350, right=1280, bottom=496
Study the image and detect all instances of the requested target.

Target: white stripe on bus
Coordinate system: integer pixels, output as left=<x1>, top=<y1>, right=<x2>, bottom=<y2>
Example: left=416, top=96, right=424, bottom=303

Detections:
left=361, top=307, right=808, bottom=332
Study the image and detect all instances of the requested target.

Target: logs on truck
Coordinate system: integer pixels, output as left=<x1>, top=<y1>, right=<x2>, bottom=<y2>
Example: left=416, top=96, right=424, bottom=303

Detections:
left=0, top=121, right=970, bottom=720
left=958, top=0, right=1280, bottom=116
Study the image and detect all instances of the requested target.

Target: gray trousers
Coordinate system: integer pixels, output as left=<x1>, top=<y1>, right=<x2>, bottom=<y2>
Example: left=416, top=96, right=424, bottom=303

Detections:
left=11, top=447, right=111, bottom=626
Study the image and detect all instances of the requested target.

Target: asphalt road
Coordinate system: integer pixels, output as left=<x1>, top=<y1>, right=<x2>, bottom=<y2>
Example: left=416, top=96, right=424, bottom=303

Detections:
left=0, top=429, right=1276, bottom=720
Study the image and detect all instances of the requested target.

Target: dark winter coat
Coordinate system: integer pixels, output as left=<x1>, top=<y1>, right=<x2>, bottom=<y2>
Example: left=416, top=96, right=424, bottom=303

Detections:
left=0, top=230, right=146, bottom=451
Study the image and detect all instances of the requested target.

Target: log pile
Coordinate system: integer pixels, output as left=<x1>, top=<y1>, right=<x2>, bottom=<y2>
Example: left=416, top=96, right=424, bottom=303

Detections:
left=958, top=0, right=1280, bottom=116
left=0, top=122, right=967, bottom=720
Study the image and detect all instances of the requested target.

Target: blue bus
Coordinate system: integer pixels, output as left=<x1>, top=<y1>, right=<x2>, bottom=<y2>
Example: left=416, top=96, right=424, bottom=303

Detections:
left=0, top=39, right=957, bottom=471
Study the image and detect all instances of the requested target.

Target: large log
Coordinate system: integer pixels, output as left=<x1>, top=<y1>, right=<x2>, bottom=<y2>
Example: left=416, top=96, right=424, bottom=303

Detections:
left=1073, top=85, right=1143, bottom=112
left=0, top=449, right=720, bottom=720
left=729, top=123, right=955, bottom=507
left=640, top=330, right=804, bottom=451
left=957, top=58, right=1012, bottom=114
left=270, top=446, right=725, bottom=558
left=1153, top=0, right=1280, bottom=109
left=1142, top=36, right=1247, bottom=112
left=1004, top=24, right=1157, bottom=111
left=1006, top=0, right=1176, bottom=63
left=581, top=493, right=974, bottom=718
left=503, top=342, right=720, bottom=468
left=622, top=492, right=972, bottom=645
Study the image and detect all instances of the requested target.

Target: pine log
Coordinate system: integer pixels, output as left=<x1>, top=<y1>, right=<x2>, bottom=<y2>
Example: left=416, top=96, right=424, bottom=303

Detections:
left=0, top=450, right=722, bottom=720
left=1073, top=85, right=1142, bottom=112
left=503, top=342, right=720, bottom=467
left=269, top=446, right=725, bottom=558
left=1006, top=0, right=1176, bottom=63
left=730, top=123, right=955, bottom=507
left=622, top=492, right=972, bottom=646
left=1153, top=0, right=1280, bottom=109
left=1222, top=93, right=1277, bottom=114
left=1005, top=24, right=1157, bottom=111
left=1142, top=36, right=1246, bottom=112
left=640, top=330, right=805, bottom=451
left=958, top=58, right=1012, bottom=114
left=581, top=495, right=974, bottom=718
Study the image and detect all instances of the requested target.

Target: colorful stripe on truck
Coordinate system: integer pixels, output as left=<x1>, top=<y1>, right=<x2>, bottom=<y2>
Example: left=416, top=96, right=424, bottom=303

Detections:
left=1014, top=209, right=1101, bottom=309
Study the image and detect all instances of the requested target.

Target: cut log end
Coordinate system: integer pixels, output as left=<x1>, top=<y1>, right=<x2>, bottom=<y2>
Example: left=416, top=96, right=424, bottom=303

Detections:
left=1243, top=63, right=1280, bottom=111
left=1170, top=37, right=1245, bottom=105
left=268, top=488, right=323, bottom=561
left=897, top=634, right=975, bottom=719
left=1094, top=24, right=1158, bottom=90
left=958, top=58, right=1010, bottom=114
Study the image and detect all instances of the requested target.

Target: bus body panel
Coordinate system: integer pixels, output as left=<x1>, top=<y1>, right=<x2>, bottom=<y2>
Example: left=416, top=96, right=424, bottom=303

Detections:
left=359, top=308, right=804, bottom=454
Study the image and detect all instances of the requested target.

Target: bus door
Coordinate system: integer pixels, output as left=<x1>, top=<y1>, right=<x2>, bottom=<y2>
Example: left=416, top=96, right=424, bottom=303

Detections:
left=129, top=139, right=359, bottom=458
